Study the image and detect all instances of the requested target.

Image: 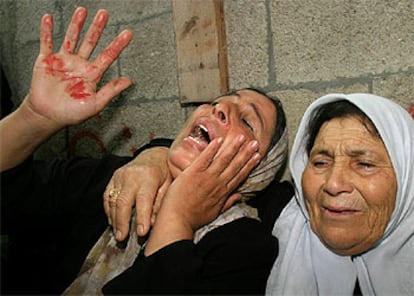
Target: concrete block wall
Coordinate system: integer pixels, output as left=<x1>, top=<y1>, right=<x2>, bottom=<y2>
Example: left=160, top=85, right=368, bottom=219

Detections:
left=1, top=0, right=413, bottom=180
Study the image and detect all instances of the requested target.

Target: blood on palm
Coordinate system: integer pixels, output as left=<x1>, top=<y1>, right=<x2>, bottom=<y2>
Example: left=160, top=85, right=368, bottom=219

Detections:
left=65, top=40, right=73, bottom=54
left=66, top=78, right=91, bottom=99
left=42, top=54, right=91, bottom=100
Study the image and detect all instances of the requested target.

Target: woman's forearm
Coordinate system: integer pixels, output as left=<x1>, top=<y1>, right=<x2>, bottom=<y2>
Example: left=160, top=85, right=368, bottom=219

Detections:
left=144, top=206, right=194, bottom=256
left=0, top=98, right=60, bottom=171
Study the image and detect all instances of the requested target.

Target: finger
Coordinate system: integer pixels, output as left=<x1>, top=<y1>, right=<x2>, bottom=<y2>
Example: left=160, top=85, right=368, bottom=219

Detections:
left=221, top=193, right=242, bottom=212
left=107, top=175, right=123, bottom=230
left=150, top=179, right=170, bottom=226
left=93, top=29, right=133, bottom=78
left=208, top=135, right=246, bottom=175
left=107, top=185, right=120, bottom=220
left=188, top=137, right=223, bottom=172
left=108, top=187, right=136, bottom=242
left=109, top=195, right=119, bottom=232
left=77, top=9, right=108, bottom=59
left=95, top=77, right=132, bottom=111
left=60, top=7, right=87, bottom=54
left=226, top=151, right=261, bottom=190
left=113, top=188, right=134, bottom=241
left=134, top=181, right=159, bottom=237
left=103, top=180, right=115, bottom=225
left=220, top=139, right=259, bottom=183
left=39, top=14, right=54, bottom=56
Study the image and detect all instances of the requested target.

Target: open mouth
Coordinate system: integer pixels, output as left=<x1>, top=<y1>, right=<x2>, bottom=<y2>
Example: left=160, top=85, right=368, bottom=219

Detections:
left=190, top=124, right=211, bottom=145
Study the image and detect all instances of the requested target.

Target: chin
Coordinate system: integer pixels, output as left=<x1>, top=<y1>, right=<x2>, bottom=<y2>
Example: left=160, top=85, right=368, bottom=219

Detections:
left=168, top=145, right=196, bottom=178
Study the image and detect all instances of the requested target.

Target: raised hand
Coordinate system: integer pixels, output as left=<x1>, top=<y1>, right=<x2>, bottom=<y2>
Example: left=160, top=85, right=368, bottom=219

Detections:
left=26, top=7, right=132, bottom=130
left=0, top=7, right=132, bottom=171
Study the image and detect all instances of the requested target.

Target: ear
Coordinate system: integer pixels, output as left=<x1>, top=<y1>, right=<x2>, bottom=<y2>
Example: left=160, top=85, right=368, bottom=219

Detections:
left=221, top=193, right=242, bottom=213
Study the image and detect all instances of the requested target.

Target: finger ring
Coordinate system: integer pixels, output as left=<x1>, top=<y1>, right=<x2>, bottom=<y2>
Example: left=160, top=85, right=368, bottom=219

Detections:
left=109, top=189, right=120, bottom=199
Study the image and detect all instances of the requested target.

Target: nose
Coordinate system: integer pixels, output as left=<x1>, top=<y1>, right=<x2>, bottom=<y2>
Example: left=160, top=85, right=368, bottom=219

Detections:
left=323, top=163, right=354, bottom=196
left=212, top=103, right=230, bottom=127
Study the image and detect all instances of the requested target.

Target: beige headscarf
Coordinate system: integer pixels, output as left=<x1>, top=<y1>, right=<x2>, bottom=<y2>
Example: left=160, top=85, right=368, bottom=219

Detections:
left=238, top=128, right=288, bottom=199
left=64, top=127, right=288, bottom=295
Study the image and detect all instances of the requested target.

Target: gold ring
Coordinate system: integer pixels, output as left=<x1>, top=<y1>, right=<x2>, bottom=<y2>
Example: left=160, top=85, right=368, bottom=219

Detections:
left=109, top=189, right=120, bottom=199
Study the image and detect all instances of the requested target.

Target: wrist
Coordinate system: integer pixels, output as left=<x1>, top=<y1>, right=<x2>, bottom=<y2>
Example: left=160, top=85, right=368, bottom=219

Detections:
left=0, top=97, right=61, bottom=171
left=144, top=207, right=194, bottom=256
left=19, top=96, right=62, bottom=134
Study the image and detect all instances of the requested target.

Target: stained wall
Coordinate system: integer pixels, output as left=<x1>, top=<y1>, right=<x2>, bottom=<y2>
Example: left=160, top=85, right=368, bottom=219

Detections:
left=1, top=0, right=413, bottom=179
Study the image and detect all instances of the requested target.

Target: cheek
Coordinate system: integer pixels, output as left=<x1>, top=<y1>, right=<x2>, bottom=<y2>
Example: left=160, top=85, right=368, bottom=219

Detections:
left=302, top=167, right=320, bottom=204
left=301, top=167, right=322, bottom=220
left=228, top=127, right=248, bottom=139
left=363, top=177, right=397, bottom=233
left=168, top=143, right=195, bottom=177
left=365, top=203, right=394, bottom=236
left=226, top=127, right=262, bottom=151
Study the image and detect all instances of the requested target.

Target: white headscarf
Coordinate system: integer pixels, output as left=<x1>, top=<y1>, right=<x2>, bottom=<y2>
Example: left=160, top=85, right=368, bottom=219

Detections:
left=266, top=93, right=414, bottom=295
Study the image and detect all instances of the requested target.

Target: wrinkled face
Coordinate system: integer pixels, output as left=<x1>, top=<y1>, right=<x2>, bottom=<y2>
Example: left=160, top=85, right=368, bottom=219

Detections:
left=168, top=89, right=277, bottom=178
left=302, top=116, right=397, bottom=256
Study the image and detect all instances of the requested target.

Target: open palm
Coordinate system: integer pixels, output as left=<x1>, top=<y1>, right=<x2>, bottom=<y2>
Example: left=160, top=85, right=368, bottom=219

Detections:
left=27, top=7, right=132, bottom=128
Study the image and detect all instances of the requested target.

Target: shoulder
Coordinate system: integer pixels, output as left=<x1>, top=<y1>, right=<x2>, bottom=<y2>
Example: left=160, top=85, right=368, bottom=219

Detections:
left=197, top=218, right=278, bottom=259
left=195, top=218, right=278, bottom=293
left=248, top=180, right=295, bottom=232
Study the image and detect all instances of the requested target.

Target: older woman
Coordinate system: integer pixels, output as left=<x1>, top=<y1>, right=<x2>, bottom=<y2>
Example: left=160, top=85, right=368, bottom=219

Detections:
left=266, top=93, right=414, bottom=295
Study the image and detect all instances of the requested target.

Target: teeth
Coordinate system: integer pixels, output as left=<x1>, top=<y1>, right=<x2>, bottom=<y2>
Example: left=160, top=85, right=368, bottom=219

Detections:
left=190, top=135, right=202, bottom=144
left=199, top=124, right=208, bottom=133
left=191, top=124, right=211, bottom=143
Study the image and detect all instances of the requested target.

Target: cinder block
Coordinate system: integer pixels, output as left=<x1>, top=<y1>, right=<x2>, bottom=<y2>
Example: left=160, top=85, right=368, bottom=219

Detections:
left=225, top=0, right=269, bottom=89
left=67, top=100, right=187, bottom=158
left=270, top=0, right=414, bottom=85
left=121, top=13, right=178, bottom=100
left=373, top=72, right=414, bottom=110
left=100, top=0, right=172, bottom=25
left=9, top=42, right=38, bottom=105
left=5, top=0, right=59, bottom=44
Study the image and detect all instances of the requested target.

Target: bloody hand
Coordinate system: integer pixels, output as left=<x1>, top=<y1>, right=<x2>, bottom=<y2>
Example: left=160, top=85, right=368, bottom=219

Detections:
left=26, top=7, right=132, bottom=130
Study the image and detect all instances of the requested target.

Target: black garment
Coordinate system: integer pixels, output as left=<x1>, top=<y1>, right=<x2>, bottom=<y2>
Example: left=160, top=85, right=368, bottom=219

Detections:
left=105, top=219, right=275, bottom=294
left=1, top=65, right=13, bottom=119
left=104, top=179, right=293, bottom=295
left=1, top=155, right=132, bottom=294
left=1, top=145, right=294, bottom=294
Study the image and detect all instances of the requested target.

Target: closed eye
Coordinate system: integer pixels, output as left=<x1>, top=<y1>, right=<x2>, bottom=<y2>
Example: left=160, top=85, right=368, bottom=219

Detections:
left=242, top=118, right=254, bottom=132
left=359, top=162, right=375, bottom=168
left=312, top=160, right=329, bottom=168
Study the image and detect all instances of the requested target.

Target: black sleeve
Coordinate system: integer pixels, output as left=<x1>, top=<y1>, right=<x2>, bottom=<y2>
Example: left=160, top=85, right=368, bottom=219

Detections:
left=1, top=155, right=132, bottom=294
left=132, top=138, right=173, bottom=157
left=1, top=138, right=173, bottom=294
left=103, top=218, right=278, bottom=295
left=1, top=138, right=173, bottom=238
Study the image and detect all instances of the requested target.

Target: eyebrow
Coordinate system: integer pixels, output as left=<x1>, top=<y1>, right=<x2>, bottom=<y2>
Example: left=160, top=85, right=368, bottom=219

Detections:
left=235, top=92, right=265, bottom=132
left=311, top=148, right=379, bottom=159
left=310, top=149, right=332, bottom=158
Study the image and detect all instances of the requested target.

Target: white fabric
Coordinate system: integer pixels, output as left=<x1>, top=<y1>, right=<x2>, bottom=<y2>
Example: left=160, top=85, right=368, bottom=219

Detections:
left=266, top=93, right=414, bottom=295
